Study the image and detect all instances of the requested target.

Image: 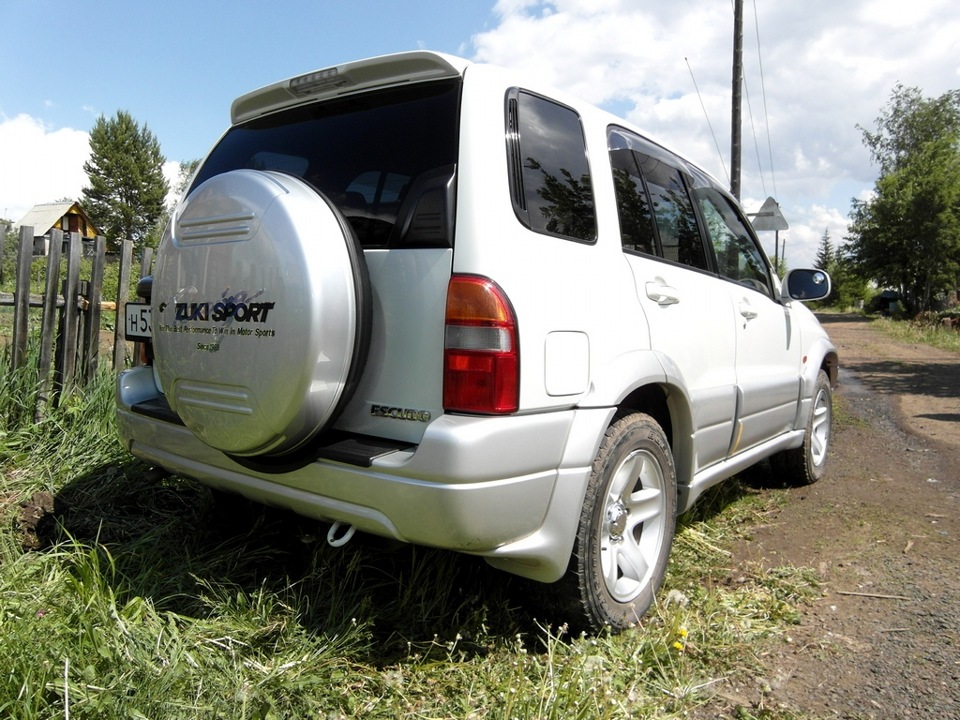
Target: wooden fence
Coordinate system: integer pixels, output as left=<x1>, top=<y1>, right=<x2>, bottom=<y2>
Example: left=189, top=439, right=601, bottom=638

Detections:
left=1, top=224, right=150, bottom=409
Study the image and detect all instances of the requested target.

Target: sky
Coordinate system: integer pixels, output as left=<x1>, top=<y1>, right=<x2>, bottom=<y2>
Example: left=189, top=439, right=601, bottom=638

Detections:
left=2, top=0, right=959, bottom=267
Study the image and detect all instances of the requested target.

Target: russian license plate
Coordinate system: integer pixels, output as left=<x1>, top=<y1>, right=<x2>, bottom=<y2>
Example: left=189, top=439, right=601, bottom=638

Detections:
left=125, top=302, right=152, bottom=341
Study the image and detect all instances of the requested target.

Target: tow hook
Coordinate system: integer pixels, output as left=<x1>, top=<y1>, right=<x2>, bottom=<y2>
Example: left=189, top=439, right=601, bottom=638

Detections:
left=326, top=521, right=356, bottom=548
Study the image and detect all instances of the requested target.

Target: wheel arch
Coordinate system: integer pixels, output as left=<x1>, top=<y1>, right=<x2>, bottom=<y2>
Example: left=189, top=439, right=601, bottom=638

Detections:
left=616, top=380, right=695, bottom=492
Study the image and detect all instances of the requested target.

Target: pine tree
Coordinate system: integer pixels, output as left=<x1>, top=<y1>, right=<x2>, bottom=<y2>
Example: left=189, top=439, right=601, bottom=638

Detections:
left=814, top=229, right=834, bottom=271
left=82, top=110, right=169, bottom=251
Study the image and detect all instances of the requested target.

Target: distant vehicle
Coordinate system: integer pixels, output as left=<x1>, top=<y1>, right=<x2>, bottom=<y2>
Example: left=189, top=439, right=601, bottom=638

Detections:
left=118, top=51, right=837, bottom=632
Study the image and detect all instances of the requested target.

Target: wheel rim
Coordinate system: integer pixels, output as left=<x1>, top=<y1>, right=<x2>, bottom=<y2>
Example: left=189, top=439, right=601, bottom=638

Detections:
left=810, top=386, right=831, bottom=467
left=600, top=448, right=667, bottom=603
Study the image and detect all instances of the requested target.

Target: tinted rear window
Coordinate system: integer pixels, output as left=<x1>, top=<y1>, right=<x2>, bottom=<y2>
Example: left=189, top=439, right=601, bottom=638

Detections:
left=192, top=80, right=461, bottom=248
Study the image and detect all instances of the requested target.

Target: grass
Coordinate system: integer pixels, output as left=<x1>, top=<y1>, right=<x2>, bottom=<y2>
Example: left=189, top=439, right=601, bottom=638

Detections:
left=871, top=314, right=960, bottom=353
left=0, top=341, right=822, bottom=719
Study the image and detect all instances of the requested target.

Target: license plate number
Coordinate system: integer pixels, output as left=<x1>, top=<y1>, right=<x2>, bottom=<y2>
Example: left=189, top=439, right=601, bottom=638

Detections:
left=125, top=303, right=152, bottom=340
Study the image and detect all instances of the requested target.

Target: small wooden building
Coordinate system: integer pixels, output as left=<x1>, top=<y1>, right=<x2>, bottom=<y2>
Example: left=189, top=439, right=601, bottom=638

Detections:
left=14, top=202, right=101, bottom=255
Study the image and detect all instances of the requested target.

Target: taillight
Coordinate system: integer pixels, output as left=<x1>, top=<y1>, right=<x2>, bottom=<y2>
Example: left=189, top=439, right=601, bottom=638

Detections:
left=444, top=275, right=519, bottom=414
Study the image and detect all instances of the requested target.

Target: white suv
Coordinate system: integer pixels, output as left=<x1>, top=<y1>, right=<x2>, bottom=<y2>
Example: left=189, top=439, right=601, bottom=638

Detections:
left=117, top=51, right=837, bottom=631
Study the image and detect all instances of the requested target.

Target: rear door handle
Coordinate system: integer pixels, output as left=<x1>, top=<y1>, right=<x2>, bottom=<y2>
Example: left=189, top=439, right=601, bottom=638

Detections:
left=739, top=301, right=758, bottom=320
left=645, top=281, right=680, bottom=306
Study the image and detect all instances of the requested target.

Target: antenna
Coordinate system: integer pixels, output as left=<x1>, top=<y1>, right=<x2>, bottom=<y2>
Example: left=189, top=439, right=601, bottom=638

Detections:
left=686, top=57, right=730, bottom=187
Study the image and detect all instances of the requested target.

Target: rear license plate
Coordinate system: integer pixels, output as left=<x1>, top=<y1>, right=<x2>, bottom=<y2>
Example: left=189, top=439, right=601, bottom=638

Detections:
left=124, top=302, right=152, bottom=341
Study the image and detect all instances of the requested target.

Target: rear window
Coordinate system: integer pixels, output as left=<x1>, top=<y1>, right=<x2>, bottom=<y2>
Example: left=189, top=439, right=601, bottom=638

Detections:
left=191, top=80, right=461, bottom=248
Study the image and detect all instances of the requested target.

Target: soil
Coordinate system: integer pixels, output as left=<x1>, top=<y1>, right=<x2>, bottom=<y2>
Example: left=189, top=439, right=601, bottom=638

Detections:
left=705, top=313, right=960, bottom=719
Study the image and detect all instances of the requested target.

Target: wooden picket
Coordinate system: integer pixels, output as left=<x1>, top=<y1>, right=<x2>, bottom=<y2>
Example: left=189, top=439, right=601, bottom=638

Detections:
left=1, top=226, right=143, bottom=411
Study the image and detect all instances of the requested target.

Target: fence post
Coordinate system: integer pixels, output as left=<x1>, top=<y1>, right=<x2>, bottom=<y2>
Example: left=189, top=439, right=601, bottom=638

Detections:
left=53, top=231, right=82, bottom=401
left=81, top=235, right=106, bottom=382
left=140, top=247, right=153, bottom=278
left=133, top=246, right=154, bottom=366
left=0, top=221, right=9, bottom=285
left=12, top=225, right=34, bottom=372
left=114, top=240, right=133, bottom=370
left=37, top=229, right=64, bottom=415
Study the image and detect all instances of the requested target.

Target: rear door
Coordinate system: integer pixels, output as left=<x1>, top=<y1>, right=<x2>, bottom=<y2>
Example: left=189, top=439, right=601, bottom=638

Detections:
left=189, top=79, right=463, bottom=445
left=609, top=130, right=737, bottom=471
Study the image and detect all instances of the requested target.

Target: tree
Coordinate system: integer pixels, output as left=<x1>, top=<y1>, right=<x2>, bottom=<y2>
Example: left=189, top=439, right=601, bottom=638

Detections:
left=82, top=110, right=169, bottom=252
left=173, top=158, right=201, bottom=200
left=846, top=86, right=960, bottom=313
left=814, top=229, right=834, bottom=271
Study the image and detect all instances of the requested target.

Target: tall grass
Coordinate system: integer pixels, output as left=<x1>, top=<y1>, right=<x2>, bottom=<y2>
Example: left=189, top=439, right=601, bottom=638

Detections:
left=873, top=314, right=960, bottom=353
left=0, top=344, right=819, bottom=718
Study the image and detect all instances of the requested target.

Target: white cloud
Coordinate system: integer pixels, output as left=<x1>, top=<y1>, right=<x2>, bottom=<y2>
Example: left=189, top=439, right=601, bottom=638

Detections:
left=469, top=0, right=960, bottom=267
left=0, top=114, right=90, bottom=223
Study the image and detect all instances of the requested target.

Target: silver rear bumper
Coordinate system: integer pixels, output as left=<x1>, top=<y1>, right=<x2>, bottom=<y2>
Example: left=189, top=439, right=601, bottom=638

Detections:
left=117, top=367, right=612, bottom=582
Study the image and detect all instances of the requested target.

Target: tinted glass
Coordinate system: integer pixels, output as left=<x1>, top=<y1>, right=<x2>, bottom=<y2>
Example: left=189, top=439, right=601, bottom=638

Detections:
left=610, top=148, right=657, bottom=255
left=508, top=91, right=596, bottom=241
left=192, top=80, right=460, bottom=248
left=637, top=154, right=708, bottom=270
left=695, top=187, right=771, bottom=295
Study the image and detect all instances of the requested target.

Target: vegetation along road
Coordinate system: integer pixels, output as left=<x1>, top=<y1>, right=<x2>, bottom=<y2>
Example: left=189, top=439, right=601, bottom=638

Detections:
left=697, top=313, right=960, bottom=718
left=1, top=312, right=957, bottom=718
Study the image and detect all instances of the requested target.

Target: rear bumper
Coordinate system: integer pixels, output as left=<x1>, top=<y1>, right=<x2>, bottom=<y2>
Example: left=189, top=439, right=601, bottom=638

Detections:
left=117, top=367, right=613, bottom=582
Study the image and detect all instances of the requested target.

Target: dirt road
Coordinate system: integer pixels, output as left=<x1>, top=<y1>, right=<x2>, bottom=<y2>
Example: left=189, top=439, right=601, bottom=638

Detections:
left=711, top=314, right=960, bottom=718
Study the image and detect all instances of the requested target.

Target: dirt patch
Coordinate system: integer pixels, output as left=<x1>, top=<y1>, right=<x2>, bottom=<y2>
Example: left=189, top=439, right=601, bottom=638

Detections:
left=707, top=314, right=960, bottom=718
left=15, top=490, right=56, bottom=550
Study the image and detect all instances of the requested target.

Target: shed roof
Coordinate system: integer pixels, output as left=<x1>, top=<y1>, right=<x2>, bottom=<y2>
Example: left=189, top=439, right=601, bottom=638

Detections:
left=14, top=202, right=100, bottom=238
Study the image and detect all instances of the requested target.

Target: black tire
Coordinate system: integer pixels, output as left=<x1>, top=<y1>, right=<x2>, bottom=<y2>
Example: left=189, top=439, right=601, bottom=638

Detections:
left=770, top=369, right=832, bottom=486
left=558, top=412, right=677, bottom=633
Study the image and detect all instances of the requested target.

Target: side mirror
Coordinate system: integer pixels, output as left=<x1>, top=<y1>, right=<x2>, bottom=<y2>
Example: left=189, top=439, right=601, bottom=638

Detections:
left=783, top=268, right=831, bottom=302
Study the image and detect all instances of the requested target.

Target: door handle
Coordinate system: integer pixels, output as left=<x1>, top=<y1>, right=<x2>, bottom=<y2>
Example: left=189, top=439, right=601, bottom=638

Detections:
left=645, top=282, right=680, bottom=306
left=739, top=301, right=758, bottom=320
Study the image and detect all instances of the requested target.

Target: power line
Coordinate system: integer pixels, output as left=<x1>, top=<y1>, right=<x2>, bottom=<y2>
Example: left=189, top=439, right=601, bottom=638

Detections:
left=752, top=0, right=778, bottom=199
left=742, top=73, right=768, bottom=197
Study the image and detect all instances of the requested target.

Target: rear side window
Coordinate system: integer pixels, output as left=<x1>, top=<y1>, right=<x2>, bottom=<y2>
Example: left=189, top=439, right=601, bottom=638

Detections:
left=506, top=90, right=596, bottom=242
left=637, top=154, right=707, bottom=270
left=610, top=148, right=657, bottom=255
left=608, top=128, right=709, bottom=271
left=191, top=80, right=461, bottom=249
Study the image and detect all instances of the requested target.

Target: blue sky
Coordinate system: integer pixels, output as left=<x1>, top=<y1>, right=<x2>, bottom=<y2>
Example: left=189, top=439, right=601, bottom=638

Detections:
left=3, top=0, right=959, bottom=266
left=1, top=0, right=491, bottom=162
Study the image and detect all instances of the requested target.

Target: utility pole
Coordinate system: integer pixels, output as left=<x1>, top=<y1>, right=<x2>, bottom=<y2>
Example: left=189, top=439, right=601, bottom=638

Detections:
left=731, top=0, right=743, bottom=200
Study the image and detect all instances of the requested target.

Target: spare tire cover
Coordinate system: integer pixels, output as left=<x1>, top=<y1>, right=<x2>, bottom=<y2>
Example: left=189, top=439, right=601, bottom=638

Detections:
left=153, top=169, right=370, bottom=458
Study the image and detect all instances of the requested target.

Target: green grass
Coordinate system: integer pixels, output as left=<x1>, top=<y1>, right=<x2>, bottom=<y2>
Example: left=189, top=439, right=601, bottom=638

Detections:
left=872, top=314, right=960, bottom=353
left=0, top=343, right=822, bottom=719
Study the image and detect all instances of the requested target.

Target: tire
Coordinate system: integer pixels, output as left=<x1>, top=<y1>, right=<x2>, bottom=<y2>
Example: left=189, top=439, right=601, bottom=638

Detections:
left=770, top=369, right=832, bottom=486
left=559, top=412, right=677, bottom=633
left=153, top=169, right=371, bottom=464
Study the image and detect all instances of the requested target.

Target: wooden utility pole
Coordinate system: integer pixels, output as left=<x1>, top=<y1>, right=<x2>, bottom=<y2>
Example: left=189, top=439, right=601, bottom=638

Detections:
left=731, top=0, right=744, bottom=200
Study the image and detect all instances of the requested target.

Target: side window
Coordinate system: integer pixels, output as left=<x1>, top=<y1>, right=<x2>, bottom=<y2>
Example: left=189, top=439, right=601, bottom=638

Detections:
left=637, top=154, right=708, bottom=271
left=696, top=187, right=772, bottom=295
left=506, top=90, right=596, bottom=242
left=610, top=148, right=657, bottom=255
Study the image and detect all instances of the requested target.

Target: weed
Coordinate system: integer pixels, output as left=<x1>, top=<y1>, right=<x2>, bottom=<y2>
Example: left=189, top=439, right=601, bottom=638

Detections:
left=874, top=315, right=960, bottom=353
left=0, top=361, right=820, bottom=718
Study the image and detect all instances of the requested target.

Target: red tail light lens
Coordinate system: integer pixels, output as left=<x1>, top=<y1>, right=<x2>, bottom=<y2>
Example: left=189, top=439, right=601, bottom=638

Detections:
left=444, top=275, right=519, bottom=414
